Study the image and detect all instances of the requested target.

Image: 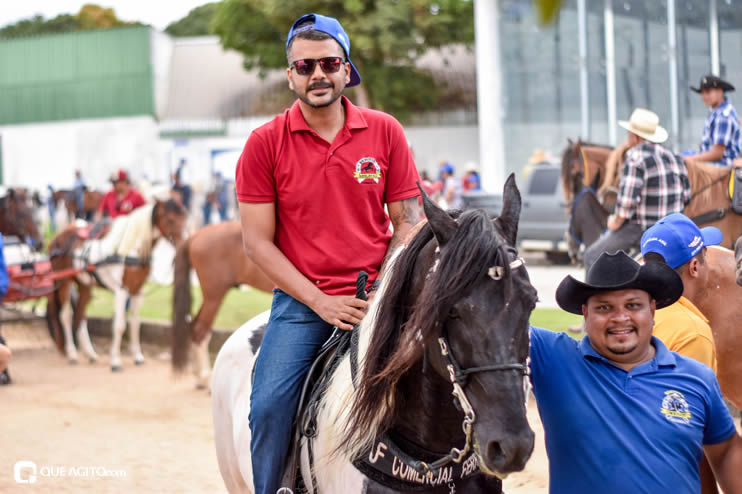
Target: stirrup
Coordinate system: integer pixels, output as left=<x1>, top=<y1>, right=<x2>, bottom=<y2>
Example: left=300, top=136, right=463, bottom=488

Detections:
left=276, top=488, right=294, bottom=494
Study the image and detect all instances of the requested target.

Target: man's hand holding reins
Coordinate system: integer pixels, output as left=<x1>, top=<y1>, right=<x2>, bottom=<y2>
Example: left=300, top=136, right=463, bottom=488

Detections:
left=312, top=293, right=368, bottom=331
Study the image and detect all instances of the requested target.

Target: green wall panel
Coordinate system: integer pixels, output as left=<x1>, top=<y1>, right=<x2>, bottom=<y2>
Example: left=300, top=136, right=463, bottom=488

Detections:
left=0, top=26, right=154, bottom=124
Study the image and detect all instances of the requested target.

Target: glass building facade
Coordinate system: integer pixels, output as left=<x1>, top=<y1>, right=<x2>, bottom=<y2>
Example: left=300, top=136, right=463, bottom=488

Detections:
left=495, top=0, right=742, bottom=176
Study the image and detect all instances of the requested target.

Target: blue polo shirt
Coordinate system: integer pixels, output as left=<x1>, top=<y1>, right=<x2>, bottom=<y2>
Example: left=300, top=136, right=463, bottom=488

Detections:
left=529, top=327, right=736, bottom=494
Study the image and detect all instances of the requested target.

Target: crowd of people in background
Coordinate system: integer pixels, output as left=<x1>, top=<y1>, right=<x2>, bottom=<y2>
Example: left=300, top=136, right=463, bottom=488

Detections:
left=418, top=159, right=482, bottom=210
left=37, top=161, right=238, bottom=235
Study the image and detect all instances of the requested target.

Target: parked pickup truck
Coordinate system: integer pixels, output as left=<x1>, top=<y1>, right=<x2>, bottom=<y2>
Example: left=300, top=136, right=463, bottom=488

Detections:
left=462, top=163, right=570, bottom=264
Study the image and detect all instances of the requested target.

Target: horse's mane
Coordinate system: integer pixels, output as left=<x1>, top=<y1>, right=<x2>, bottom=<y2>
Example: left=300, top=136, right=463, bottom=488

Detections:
left=597, top=143, right=630, bottom=196
left=102, top=202, right=157, bottom=259
left=339, top=208, right=516, bottom=459
left=684, top=160, right=731, bottom=217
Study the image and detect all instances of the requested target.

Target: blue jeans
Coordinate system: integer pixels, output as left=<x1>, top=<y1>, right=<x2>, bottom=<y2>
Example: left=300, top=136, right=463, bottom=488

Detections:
left=249, top=290, right=333, bottom=494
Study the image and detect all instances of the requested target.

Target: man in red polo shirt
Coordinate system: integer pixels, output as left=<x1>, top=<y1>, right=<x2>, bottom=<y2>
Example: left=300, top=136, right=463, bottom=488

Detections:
left=97, top=169, right=146, bottom=220
left=234, top=13, right=421, bottom=494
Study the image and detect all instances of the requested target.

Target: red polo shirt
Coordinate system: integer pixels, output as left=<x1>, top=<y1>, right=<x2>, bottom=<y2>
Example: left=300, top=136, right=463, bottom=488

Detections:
left=99, top=189, right=146, bottom=218
left=236, top=96, right=419, bottom=296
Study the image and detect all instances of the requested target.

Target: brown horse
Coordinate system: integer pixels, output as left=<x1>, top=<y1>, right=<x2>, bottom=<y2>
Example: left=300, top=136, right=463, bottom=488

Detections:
left=697, top=246, right=742, bottom=410
left=171, top=221, right=273, bottom=388
left=561, top=139, right=742, bottom=253
left=0, top=189, right=44, bottom=250
left=46, top=200, right=186, bottom=371
left=53, top=188, right=105, bottom=222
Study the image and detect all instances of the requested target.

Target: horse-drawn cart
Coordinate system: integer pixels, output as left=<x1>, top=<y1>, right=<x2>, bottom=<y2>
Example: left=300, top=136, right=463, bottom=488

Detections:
left=1, top=236, right=87, bottom=317
left=5, top=260, right=83, bottom=303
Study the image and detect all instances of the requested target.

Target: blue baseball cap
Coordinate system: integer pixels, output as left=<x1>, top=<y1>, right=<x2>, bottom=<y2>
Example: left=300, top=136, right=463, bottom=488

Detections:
left=640, top=213, right=722, bottom=268
left=286, top=13, right=361, bottom=87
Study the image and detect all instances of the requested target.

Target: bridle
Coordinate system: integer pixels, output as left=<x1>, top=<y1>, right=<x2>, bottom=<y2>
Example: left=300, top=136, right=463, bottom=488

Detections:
left=414, top=254, right=531, bottom=477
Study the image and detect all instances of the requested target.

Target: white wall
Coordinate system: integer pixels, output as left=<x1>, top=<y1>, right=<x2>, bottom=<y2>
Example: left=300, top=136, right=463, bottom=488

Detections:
left=150, top=29, right=175, bottom=120
left=0, top=116, right=166, bottom=192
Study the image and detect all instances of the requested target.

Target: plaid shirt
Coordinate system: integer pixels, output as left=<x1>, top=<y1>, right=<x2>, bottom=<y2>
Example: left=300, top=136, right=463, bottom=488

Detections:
left=700, top=97, right=741, bottom=166
left=615, top=142, right=691, bottom=230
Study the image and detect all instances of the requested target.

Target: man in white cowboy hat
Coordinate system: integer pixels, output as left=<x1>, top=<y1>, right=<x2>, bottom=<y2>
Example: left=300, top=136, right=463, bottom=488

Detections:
left=686, top=74, right=740, bottom=166
left=582, top=108, right=690, bottom=275
left=529, top=251, right=742, bottom=493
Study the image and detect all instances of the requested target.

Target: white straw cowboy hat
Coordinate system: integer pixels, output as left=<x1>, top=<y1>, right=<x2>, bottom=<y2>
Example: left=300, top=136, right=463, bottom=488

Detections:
left=618, top=108, right=668, bottom=144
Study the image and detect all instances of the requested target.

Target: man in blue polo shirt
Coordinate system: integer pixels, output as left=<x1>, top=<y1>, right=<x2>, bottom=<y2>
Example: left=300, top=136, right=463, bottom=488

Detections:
left=530, top=251, right=742, bottom=493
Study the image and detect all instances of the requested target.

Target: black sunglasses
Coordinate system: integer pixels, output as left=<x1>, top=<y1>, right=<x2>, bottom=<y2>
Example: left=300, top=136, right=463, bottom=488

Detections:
left=289, top=57, right=345, bottom=76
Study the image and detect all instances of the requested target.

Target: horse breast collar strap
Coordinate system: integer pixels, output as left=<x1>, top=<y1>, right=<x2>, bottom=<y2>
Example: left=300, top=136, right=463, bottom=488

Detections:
left=354, top=434, right=482, bottom=492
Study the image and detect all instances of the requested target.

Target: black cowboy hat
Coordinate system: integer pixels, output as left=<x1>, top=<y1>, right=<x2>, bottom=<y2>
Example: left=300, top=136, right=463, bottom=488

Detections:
left=556, top=251, right=683, bottom=315
left=690, top=74, right=735, bottom=93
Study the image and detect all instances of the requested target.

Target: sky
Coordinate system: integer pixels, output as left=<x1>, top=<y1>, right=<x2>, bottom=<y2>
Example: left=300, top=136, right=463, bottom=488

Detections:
left=0, top=1, right=212, bottom=31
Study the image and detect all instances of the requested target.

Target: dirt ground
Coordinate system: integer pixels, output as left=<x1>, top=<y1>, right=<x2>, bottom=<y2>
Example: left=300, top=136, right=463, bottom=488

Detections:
left=0, top=321, right=549, bottom=493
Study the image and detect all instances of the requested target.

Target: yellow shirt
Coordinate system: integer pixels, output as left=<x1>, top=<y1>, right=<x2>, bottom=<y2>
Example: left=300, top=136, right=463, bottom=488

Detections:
left=653, top=296, right=717, bottom=373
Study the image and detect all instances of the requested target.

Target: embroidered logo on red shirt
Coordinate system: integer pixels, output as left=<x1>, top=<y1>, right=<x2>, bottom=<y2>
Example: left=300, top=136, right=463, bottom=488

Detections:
left=353, top=157, right=381, bottom=184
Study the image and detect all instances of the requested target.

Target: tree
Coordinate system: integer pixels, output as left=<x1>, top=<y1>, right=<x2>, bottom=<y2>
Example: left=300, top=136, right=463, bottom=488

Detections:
left=0, top=14, right=80, bottom=38
left=211, top=0, right=475, bottom=120
left=0, top=5, right=137, bottom=39
left=77, top=4, right=130, bottom=29
left=165, top=3, right=221, bottom=37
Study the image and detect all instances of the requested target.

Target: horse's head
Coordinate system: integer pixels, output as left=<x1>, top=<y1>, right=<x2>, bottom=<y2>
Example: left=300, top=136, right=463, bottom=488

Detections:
left=153, top=199, right=186, bottom=246
left=415, top=175, right=537, bottom=475
left=0, top=191, right=43, bottom=251
left=347, top=174, right=537, bottom=478
left=560, top=138, right=585, bottom=204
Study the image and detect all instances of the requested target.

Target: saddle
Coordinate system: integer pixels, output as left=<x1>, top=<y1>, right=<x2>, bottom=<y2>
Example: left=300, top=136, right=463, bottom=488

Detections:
left=728, top=167, right=742, bottom=214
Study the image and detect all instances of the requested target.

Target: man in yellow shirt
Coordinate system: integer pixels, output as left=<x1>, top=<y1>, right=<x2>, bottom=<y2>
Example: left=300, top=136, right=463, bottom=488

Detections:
left=640, top=212, right=722, bottom=494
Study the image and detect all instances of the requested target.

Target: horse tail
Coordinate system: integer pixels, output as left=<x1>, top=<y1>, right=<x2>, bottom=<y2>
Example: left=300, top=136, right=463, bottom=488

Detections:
left=172, top=236, right=193, bottom=372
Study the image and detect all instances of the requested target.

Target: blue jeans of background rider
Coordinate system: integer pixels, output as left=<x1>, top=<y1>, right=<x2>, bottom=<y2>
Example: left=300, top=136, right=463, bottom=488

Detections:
left=583, top=222, right=643, bottom=275
left=249, top=289, right=333, bottom=494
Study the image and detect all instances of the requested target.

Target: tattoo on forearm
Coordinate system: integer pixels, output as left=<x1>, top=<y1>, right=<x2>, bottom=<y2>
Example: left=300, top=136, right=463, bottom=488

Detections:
left=391, top=197, right=423, bottom=228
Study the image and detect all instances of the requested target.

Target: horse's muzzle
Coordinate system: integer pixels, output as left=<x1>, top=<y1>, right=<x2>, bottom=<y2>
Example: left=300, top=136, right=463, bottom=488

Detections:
left=477, top=429, right=535, bottom=476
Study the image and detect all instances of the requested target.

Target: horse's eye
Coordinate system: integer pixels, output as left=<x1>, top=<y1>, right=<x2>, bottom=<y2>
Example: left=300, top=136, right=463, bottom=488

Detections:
left=449, top=308, right=460, bottom=320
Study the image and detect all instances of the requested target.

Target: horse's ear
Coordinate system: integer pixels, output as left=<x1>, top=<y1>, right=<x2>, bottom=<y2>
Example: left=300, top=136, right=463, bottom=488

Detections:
left=495, top=173, right=521, bottom=246
left=417, top=182, right=457, bottom=246
left=567, top=138, right=574, bottom=146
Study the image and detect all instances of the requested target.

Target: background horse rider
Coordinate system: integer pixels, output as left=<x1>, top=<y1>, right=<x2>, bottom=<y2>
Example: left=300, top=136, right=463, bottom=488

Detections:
left=685, top=74, right=741, bottom=166
left=582, top=108, right=690, bottom=275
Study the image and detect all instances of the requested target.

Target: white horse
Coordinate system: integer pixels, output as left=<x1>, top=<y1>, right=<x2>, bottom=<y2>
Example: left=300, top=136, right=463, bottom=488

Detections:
left=47, top=200, right=186, bottom=371
left=211, top=178, right=536, bottom=493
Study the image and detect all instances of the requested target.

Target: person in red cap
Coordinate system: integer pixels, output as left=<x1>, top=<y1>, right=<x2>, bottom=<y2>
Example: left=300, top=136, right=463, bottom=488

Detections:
left=96, top=169, right=146, bottom=220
